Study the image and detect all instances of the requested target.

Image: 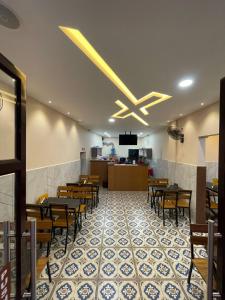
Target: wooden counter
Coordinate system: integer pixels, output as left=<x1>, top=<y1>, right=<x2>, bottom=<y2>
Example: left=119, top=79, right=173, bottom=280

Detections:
left=108, top=164, right=148, bottom=191
left=90, top=160, right=110, bottom=186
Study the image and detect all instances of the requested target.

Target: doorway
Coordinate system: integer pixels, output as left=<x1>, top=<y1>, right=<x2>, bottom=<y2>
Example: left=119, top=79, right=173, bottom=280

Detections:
left=80, top=151, right=87, bottom=175
left=0, top=53, right=26, bottom=298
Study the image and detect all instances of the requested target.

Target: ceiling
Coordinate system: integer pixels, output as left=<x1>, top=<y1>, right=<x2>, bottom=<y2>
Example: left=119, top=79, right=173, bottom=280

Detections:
left=0, top=0, right=225, bottom=137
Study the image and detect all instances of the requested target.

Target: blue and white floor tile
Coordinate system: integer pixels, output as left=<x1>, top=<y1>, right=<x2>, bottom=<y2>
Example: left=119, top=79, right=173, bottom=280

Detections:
left=37, top=190, right=207, bottom=299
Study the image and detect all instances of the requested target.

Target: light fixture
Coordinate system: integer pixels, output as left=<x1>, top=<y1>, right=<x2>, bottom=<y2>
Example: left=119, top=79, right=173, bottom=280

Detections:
left=179, top=113, right=183, bottom=117
left=104, top=131, right=111, bottom=137
left=178, top=79, right=193, bottom=88
left=167, top=120, right=170, bottom=123
left=139, top=92, right=172, bottom=116
left=78, top=119, right=82, bottom=122
left=111, top=100, right=149, bottom=126
left=108, top=118, right=115, bottom=123
left=48, top=100, right=52, bottom=104
left=201, top=102, right=204, bottom=106
left=60, top=26, right=172, bottom=126
left=67, top=112, right=70, bottom=115
left=59, top=26, right=137, bottom=104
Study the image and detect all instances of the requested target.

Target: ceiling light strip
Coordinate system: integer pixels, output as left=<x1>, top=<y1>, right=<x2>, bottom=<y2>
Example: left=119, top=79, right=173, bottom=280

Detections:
left=59, top=26, right=137, bottom=104
left=139, top=94, right=172, bottom=115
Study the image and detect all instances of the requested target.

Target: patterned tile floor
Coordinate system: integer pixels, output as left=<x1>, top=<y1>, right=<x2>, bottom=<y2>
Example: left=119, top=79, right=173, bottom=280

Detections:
left=37, top=190, right=207, bottom=299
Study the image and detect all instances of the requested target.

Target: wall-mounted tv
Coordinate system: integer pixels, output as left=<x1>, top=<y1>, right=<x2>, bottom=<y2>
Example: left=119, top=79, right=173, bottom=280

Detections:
left=119, top=134, right=138, bottom=145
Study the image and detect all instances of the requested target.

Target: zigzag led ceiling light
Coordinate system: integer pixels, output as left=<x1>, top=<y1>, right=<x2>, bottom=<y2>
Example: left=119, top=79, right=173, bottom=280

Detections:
left=60, top=26, right=172, bottom=126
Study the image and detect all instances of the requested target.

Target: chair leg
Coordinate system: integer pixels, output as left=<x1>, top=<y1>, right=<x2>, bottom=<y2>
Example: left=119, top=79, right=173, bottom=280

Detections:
left=189, top=207, right=191, bottom=223
left=91, top=199, right=93, bottom=214
left=46, top=261, right=52, bottom=283
left=79, top=212, right=83, bottom=230
left=46, top=241, right=51, bottom=257
left=187, top=262, right=193, bottom=284
left=163, top=209, right=165, bottom=226
left=175, top=208, right=178, bottom=227
left=183, top=208, right=185, bottom=216
left=65, top=227, right=69, bottom=253
left=73, top=215, right=78, bottom=242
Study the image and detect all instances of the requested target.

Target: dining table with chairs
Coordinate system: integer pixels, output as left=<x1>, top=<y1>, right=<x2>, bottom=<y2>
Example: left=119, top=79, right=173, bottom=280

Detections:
left=24, top=174, right=100, bottom=285
left=148, top=178, right=192, bottom=226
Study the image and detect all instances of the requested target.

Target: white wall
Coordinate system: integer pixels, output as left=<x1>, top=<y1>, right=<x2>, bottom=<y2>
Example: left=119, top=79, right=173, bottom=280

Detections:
left=27, top=97, right=102, bottom=169
left=102, top=137, right=143, bottom=158
left=141, top=101, right=219, bottom=222
left=0, top=95, right=102, bottom=219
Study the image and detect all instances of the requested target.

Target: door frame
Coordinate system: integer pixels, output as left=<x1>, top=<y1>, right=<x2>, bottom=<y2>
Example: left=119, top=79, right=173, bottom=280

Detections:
left=218, top=77, right=225, bottom=297
left=0, top=53, right=26, bottom=298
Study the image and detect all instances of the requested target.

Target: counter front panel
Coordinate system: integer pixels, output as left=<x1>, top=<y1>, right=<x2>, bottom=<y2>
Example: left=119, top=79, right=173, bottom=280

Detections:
left=108, top=164, right=148, bottom=191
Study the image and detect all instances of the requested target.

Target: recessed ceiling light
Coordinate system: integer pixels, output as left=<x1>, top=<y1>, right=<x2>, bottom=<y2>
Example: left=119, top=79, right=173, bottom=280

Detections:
left=139, top=132, right=143, bottom=135
left=167, top=120, right=170, bottom=122
left=178, top=79, right=193, bottom=88
left=108, top=118, right=115, bottom=123
left=67, top=112, right=70, bottom=115
left=48, top=100, right=52, bottom=104
left=201, top=102, right=204, bottom=106
left=179, top=113, right=183, bottom=116
left=78, top=119, right=82, bottom=122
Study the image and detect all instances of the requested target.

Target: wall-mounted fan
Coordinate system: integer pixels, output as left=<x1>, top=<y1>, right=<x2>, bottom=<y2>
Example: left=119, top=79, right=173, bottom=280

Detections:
left=167, top=125, right=184, bottom=143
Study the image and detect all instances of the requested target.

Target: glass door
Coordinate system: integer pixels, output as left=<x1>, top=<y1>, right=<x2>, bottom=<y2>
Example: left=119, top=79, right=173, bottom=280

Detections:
left=0, top=53, right=26, bottom=299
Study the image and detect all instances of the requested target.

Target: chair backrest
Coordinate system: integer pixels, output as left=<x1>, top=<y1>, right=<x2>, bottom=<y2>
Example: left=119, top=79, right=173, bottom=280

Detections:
left=163, top=191, right=177, bottom=207
left=212, top=178, right=218, bottom=185
left=178, top=190, right=192, bottom=201
left=36, top=193, right=48, bottom=204
left=189, top=223, right=218, bottom=255
left=50, top=204, right=69, bottom=223
left=80, top=175, right=89, bottom=183
left=71, top=185, right=94, bottom=199
left=88, top=175, right=100, bottom=185
left=36, top=219, right=52, bottom=243
left=26, top=204, right=43, bottom=219
left=57, top=186, right=72, bottom=198
left=148, top=178, right=168, bottom=187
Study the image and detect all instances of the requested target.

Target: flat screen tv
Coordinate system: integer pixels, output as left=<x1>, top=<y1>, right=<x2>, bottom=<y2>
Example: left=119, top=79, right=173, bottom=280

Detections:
left=119, top=134, right=138, bottom=145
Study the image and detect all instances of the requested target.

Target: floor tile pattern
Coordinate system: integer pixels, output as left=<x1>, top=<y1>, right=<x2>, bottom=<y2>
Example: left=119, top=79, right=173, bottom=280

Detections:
left=37, top=190, right=207, bottom=299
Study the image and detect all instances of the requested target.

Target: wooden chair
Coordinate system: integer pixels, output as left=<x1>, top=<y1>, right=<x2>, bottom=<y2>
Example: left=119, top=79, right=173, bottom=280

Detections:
left=88, top=176, right=100, bottom=205
left=36, top=219, right=53, bottom=282
left=158, top=190, right=178, bottom=226
left=79, top=175, right=89, bottom=184
left=57, top=186, right=72, bottom=198
left=177, top=190, right=192, bottom=222
left=188, top=224, right=218, bottom=288
left=24, top=218, right=53, bottom=290
left=50, top=204, right=76, bottom=252
left=70, top=186, right=89, bottom=229
left=88, top=175, right=100, bottom=185
left=148, top=178, right=168, bottom=210
left=26, top=204, right=44, bottom=220
left=72, top=184, right=95, bottom=213
left=206, top=189, right=218, bottom=216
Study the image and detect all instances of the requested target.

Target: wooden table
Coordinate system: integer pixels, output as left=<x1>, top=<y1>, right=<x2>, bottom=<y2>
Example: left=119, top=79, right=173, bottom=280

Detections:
left=206, top=182, right=218, bottom=193
left=108, top=164, right=148, bottom=191
left=43, top=197, right=80, bottom=209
